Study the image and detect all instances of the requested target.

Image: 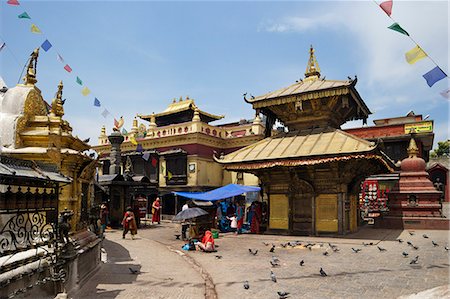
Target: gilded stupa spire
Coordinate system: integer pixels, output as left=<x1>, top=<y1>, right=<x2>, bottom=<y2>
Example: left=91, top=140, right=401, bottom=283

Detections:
left=23, top=48, right=40, bottom=85
left=407, top=137, right=419, bottom=158
left=304, top=45, right=321, bottom=81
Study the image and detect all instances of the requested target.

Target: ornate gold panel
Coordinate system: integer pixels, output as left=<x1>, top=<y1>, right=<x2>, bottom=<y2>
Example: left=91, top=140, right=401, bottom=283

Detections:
left=269, top=194, right=289, bottom=229
left=315, top=194, right=338, bottom=232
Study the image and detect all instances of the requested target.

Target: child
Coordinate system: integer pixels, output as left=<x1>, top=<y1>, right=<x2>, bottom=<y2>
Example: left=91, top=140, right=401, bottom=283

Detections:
left=227, top=214, right=238, bottom=234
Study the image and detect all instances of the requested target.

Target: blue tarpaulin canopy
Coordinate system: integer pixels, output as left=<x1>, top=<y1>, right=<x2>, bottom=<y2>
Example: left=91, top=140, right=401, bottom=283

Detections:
left=173, top=184, right=261, bottom=201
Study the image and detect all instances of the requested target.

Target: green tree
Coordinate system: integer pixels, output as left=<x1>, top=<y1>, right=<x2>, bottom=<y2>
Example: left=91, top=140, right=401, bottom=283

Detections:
left=431, top=139, right=450, bottom=157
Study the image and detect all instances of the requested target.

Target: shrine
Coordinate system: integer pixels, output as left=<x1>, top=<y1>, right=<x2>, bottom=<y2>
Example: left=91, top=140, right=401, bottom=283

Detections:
left=216, top=46, right=395, bottom=235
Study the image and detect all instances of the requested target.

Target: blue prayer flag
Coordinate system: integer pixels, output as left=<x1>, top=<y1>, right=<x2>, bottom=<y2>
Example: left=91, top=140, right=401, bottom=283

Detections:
left=136, top=144, right=143, bottom=152
left=94, top=98, right=101, bottom=107
left=41, top=39, right=52, bottom=52
left=423, top=66, right=447, bottom=87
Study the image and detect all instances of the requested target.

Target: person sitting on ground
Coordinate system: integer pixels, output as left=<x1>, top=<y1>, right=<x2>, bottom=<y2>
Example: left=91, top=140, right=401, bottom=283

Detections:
left=195, top=230, right=215, bottom=252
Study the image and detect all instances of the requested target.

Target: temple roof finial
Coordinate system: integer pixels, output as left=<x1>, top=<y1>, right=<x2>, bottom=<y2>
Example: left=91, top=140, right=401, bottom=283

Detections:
left=304, top=45, right=321, bottom=80
left=407, top=136, right=419, bottom=158
left=23, top=48, right=40, bottom=85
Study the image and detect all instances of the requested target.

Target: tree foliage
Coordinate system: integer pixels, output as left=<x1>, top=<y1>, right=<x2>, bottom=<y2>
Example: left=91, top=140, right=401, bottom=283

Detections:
left=431, top=139, right=450, bottom=157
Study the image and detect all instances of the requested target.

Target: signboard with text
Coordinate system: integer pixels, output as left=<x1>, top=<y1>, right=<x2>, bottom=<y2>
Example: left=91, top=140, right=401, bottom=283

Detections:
left=404, top=121, right=433, bottom=134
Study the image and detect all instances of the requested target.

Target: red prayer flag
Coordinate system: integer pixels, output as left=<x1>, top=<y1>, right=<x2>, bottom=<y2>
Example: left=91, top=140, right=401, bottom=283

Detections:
left=63, top=64, right=72, bottom=72
left=7, top=0, right=20, bottom=5
left=151, top=157, right=157, bottom=167
left=380, top=0, right=393, bottom=16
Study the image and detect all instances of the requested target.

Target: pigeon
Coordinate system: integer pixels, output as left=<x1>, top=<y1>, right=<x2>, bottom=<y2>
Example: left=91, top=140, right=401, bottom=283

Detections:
left=432, top=241, right=439, bottom=247
left=397, top=239, right=404, bottom=243
left=299, top=260, right=305, bottom=266
left=251, top=94, right=255, bottom=100
left=352, top=248, right=361, bottom=253
left=262, top=242, right=270, bottom=246
left=320, top=267, right=327, bottom=277
left=413, top=245, right=419, bottom=250
left=280, top=243, right=287, bottom=248
left=270, top=245, right=275, bottom=253
left=445, top=246, right=449, bottom=251
left=329, top=243, right=339, bottom=251
left=402, top=252, right=409, bottom=258
left=362, top=242, right=373, bottom=246
left=82, top=137, right=90, bottom=143
left=278, top=291, right=290, bottom=299
left=423, top=234, right=429, bottom=239
left=323, top=251, right=329, bottom=256
left=410, top=256, right=419, bottom=264
left=215, top=255, right=222, bottom=259
left=409, top=231, right=415, bottom=236
left=243, top=280, right=249, bottom=289
left=377, top=246, right=387, bottom=252
left=61, top=98, right=66, bottom=105
left=270, top=260, right=280, bottom=267
left=270, top=271, right=277, bottom=282
left=128, top=267, right=139, bottom=274
left=249, top=248, right=259, bottom=255
left=272, top=256, right=280, bottom=263
left=407, top=241, right=413, bottom=246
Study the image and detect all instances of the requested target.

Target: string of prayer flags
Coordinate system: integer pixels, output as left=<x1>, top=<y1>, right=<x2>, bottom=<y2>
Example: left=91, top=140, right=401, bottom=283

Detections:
left=18, top=12, right=30, bottom=19
left=41, top=39, right=52, bottom=52
left=405, top=45, right=427, bottom=65
left=81, top=86, right=91, bottom=96
left=129, top=135, right=138, bottom=145
left=388, top=23, right=409, bottom=36
left=142, top=153, right=150, bottom=161
left=64, top=64, right=72, bottom=72
left=379, top=0, right=393, bottom=17
left=7, top=0, right=20, bottom=5
left=151, top=157, right=158, bottom=167
left=57, top=53, right=64, bottom=63
left=422, top=66, right=447, bottom=87
left=101, top=109, right=110, bottom=118
left=0, top=42, right=5, bottom=52
left=440, top=89, right=450, bottom=99
left=76, top=76, right=83, bottom=85
left=136, top=144, right=143, bottom=153
left=30, top=24, right=42, bottom=34
left=94, top=98, right=101, bottom=107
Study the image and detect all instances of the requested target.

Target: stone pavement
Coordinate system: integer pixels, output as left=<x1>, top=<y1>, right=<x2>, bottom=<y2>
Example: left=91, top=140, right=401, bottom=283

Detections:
left=71, top=223, right=449, bottom=299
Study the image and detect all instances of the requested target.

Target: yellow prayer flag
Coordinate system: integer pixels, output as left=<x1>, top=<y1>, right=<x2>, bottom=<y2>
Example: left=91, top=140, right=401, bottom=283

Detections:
left=30, top=24, right=42, bottom=34
left=168, top=171, right=173, bottom=180
left=81, top=87, right=91, bottom=96
left=129, top=135, right=138, bottom=145
left=405, top=45, right=427, bottom=65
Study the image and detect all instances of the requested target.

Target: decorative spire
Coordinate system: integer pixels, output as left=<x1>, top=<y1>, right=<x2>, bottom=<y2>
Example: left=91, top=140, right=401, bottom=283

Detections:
left=407, top=137, right=419, bottom=158
left=192, top=107, right=201, bottom=122
left=50, top=80, right=65, bottom=117
left=23, top=48, right=40, bottom=85
left=101, top=125, right=106, bottom=137
left=304, top=45, right=321, bottom=80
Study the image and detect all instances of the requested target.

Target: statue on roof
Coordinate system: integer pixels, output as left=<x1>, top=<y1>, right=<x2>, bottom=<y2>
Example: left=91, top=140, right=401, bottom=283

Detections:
left=50, top=81, right=65, bottom=117
left=23, top=48, right=39, bottom=85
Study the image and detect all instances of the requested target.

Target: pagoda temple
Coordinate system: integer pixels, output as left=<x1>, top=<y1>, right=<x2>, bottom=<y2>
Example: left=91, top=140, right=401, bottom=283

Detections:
left=216, top=46, right=395, bottom=235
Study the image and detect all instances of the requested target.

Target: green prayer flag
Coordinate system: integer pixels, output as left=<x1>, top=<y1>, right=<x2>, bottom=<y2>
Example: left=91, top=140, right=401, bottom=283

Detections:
left=388, top=23, right=409, bottom=36
left=76, top=76, right=83, bottom=85
left=18, top=12, right=31, bottom=19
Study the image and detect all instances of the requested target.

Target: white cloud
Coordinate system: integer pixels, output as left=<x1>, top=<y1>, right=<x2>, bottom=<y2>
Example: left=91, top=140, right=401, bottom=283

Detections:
left=259, top=13, right=341, bottom=33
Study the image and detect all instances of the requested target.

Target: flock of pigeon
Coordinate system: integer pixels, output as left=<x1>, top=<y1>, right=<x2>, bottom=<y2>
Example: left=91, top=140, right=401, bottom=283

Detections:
left=214, top=231, right=448, bottom=299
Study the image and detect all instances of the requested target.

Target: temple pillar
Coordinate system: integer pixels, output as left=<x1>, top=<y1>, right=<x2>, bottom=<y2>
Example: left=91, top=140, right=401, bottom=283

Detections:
left=108, top=132, right=124, bottom=175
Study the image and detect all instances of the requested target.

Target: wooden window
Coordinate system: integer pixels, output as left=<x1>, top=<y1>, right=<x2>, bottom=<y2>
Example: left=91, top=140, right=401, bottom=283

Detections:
left=166, top=155, right=187, bottom=185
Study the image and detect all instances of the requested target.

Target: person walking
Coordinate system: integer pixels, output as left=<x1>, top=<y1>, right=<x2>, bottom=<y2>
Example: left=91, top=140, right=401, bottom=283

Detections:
left=152, top=197, right=161, bottom=224
left=122, top=206, right=137, bottom=239
left=99, top=203, right=109, bottom=233
left=181, top=201, right=190, bottom=240
left=236, top=200, right=244, bottom=234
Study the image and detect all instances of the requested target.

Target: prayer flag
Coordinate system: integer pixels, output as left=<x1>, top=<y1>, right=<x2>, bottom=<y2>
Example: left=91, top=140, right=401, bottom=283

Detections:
left=64, top=64, right=72, bottom=72
left=101, top=109, right=110, bottom=118
left=168, top=171, right=173, bottom=180
left=440, top=89, right=450, bottom=99
left=129, top=135, right=138, bottom=145
left=121, top=128, right=128, bottom=135
left=18, top=12, right=30, bottom=19
left=94, top=98, right=101, bottom=107
left=57, top=53, right=64, bottom=63
left=405, top=45, right=427, bottom=65
left=151, top=157, right=157, bottom=167
left=142, top=153, right=150, bottom=161
left=388, top=23, right=409, bottom=36
left=41, top=39, right=52, bottom=52
left=422, top=66, right=447, bottom=87
left=76, top=76, right=83, bottom=85
left=7, top=0, right=20, bottom=5
left=0, top=43, right=5, bottom=52
left=81, top=87, right=90, bottom=96
left=379, top=0, right=393, bottom=16
left=136, top=144, right=143, bottom=152
left=31, top=24, right=42, bottom=34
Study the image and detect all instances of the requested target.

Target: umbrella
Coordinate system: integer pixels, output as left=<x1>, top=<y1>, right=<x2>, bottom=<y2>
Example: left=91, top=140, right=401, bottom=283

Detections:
left=172, top=207, right=209, bottom=221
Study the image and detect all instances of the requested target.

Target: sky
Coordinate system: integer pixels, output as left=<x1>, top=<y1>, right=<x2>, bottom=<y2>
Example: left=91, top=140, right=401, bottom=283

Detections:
left=1, top=0, right=448, bottom=149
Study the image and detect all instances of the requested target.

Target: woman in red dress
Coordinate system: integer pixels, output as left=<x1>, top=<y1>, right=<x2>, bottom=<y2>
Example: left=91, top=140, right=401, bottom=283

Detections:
left=151, top=197, right=161, bottom=224
left=122, top=206, right=137, bottom=239
left=250, top=201, right=262, bottom=234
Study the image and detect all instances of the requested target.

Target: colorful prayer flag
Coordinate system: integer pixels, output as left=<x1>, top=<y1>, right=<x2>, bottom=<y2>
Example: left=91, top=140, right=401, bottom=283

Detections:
left=18, top=12, right=30, bottom=19
left=41, top=39, right=52, bottom=52
left=30, top=24, right=42, bottom=34
left=101, top=109, right=110, bottom=118
left=0, top=43, right=5, bottom=52
left=388, top=23, right=409, bottom=36
left=121, top=128, right=128, bottom=135
left=423, top=66, right=447, bottom=87
left=64, top=64, right=72, bottom=72
left=129, top=135, right=138, bottom=145
left=405, top=45, right=427, bottom=65
left=76, top=76, right=83, bottom=85
left=81, top=87, right=90, bottom=96
left=379, top=0, right=393, bottom=16
left=151, top=157, right=157, bottom=167
left=440, top=89, right=450, bottom=99
left=136, top=144, right=143, bottom=152
left=168, top=171, right=173, bottom=180
left=7, top=0, right=20, bottom=5
left=142, top=153, right=150, bottom=161
left=94, top=98, right=101, bottom=107
left=57, top=53, right=64, bottom=63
